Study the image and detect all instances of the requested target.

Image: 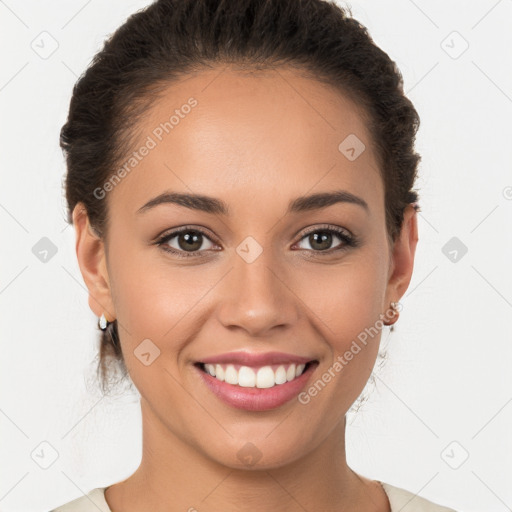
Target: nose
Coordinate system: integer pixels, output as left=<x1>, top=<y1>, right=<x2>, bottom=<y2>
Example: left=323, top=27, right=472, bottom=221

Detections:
left=216, top=248, right=300, bottom=337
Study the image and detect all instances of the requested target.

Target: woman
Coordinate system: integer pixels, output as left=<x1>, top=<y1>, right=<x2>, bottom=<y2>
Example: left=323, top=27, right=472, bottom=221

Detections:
left=52, top=0, right=457, bottom=510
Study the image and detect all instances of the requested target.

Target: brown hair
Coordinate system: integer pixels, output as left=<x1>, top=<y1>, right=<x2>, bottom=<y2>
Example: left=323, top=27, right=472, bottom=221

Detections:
left=60, top=0, right=421, bottom=394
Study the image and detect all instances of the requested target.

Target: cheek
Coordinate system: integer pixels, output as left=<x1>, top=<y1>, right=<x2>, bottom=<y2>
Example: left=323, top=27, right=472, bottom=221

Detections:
left=107, top=235, right=206, bottom=337
left=108, top=246, right=225, bottom=385
left=294, top=252, right=388, bottom=350
left=292, top=248, right=389, bottom=402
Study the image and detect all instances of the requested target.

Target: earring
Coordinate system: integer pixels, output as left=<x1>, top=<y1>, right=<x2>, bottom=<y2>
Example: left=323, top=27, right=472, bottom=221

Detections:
left=98, top=313, right=113, bottom=331
left=384, top=301, right=401, bottom=326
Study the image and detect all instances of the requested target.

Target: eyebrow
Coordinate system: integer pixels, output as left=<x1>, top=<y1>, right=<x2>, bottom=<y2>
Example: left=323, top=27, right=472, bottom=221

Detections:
left=136, top=189, right=369, bottom=216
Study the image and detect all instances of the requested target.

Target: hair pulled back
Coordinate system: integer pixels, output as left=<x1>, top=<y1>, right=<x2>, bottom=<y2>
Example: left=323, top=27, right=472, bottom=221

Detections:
left=60, top=0, right=421, bottom=393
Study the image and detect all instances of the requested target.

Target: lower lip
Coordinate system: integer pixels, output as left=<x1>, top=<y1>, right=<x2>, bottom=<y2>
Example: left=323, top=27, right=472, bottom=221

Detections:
left=196, top=362, right=317, bottom=411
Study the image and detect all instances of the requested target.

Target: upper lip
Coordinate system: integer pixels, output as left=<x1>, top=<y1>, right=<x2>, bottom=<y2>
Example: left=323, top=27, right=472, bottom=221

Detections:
left=198, top=351, right=316, bottom=367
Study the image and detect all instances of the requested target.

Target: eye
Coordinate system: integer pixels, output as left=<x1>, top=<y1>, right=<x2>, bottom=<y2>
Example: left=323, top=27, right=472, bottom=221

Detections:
left=155, top=224, right=358, bottom=259
left=155, top=227, right=218, bottom=258
left=293, top=225, right=357, bottom=253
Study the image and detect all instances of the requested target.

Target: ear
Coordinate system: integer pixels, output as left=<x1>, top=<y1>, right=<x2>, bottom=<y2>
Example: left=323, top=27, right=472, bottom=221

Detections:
left=384, top=204, right=419, bottom=306
left=72, top=202, right=116, bottom=322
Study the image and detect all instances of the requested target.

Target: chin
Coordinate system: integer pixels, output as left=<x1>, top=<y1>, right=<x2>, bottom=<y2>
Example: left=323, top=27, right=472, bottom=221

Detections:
left=197, top=432, right=312, bottom=471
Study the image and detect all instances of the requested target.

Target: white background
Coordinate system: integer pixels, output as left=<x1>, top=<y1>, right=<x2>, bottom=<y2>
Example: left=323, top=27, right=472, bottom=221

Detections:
left=1, top=1, right=511, bottom=510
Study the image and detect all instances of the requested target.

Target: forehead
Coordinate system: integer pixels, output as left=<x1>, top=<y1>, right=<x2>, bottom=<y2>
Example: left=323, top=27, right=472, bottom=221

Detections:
left=109, top=65, right=383, bottom=217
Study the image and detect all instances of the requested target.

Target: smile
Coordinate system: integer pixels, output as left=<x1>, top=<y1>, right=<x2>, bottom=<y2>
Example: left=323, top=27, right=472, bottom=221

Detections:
left=198, top=362, right=312, bottom=389
left=194, top=356, right=319, bottom=411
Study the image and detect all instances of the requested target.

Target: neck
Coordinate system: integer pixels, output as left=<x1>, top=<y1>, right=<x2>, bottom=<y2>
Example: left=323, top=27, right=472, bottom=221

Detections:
left=106, top=399, right=380, bottom=512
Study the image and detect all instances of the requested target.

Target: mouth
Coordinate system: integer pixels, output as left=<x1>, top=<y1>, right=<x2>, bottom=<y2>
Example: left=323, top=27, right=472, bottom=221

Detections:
left=194, top=357, right=319, bottom=411
left=194, top=360, right=318, bottom=389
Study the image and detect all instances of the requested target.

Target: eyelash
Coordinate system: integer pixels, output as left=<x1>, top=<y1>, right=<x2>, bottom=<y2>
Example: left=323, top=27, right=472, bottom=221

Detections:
left=155, top=224, right=359, bottom=259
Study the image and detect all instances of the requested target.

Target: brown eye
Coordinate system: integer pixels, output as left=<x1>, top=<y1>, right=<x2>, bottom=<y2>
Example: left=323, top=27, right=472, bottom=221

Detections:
left=156, top=228, right=216, bottom=258
left=295, top=225, right=356, bottom=253
left=305, top=231, right=335, bottom=251
left=174, top=231, right=204, bottom=252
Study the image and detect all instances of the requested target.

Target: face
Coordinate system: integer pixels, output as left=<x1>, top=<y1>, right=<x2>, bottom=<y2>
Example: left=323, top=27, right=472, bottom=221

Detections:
left=75, top=66, right=417, bottom=470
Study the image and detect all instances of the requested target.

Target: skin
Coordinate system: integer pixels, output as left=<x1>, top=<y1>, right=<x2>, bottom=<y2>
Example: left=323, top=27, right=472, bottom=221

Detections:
left=73, top=66, right=418, bottom=511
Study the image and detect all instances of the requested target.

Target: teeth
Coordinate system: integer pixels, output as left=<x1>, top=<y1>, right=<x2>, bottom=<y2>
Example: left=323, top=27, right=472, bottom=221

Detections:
left=215, top=364, right=225, bottom=381
left=202, top=362, right=308, bottom=388
left=239, top=366, right=256, bottom=387
left=256, top=366, right=275, bottom=388
left=225, top=364, right=238, bottom=385
left=275, top=365, right=287, bottom=385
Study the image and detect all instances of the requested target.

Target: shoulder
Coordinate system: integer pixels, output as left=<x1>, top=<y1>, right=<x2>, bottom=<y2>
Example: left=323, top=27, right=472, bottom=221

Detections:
left=379, top=481, right=458, bottom=512
left=50, top=488, right=111, bottom=512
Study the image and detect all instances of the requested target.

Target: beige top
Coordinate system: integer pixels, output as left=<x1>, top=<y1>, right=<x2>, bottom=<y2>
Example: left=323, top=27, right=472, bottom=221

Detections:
left=50, top=481, right=458, bottom=511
